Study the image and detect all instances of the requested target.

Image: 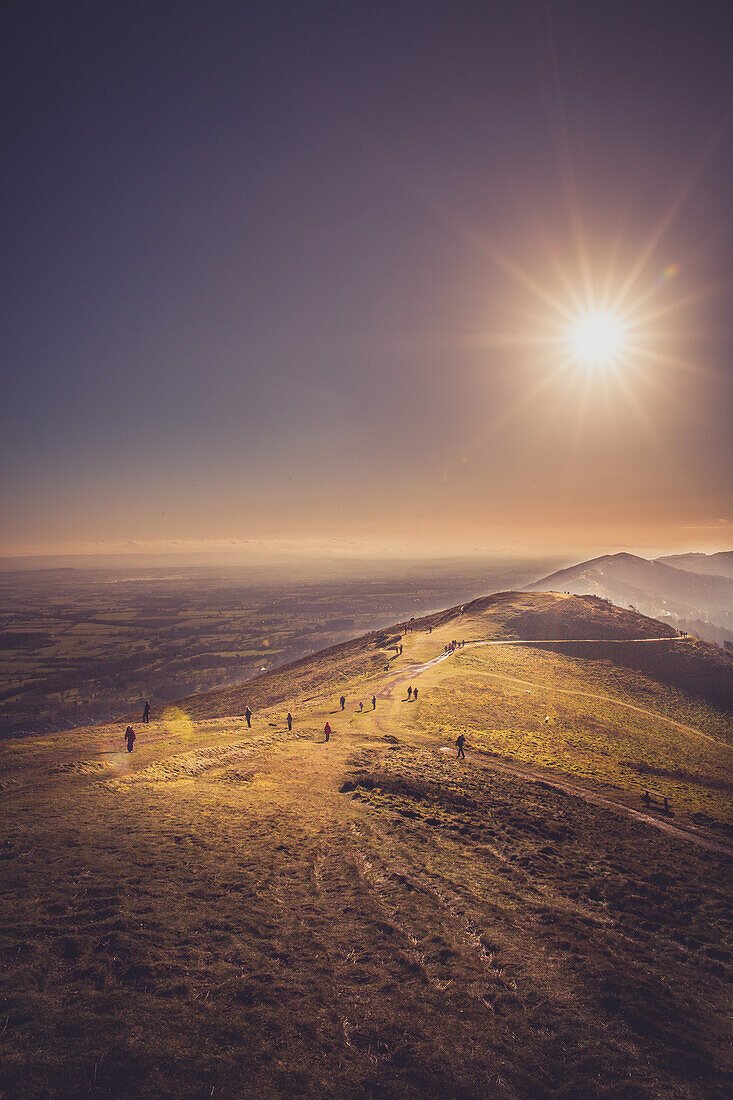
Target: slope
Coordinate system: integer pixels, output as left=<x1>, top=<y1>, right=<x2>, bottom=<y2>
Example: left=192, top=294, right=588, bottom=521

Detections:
left=657, top=551, right=733, bottom=581
left=524, top=552, right=733, bottom=644
left=0, top=593, right=731, bottom=1099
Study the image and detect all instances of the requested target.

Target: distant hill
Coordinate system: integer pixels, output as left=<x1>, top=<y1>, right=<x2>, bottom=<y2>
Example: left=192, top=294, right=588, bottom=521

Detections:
left=524, top=553, right=733, bottom=646
left=656, top=550, right=733, bottom=580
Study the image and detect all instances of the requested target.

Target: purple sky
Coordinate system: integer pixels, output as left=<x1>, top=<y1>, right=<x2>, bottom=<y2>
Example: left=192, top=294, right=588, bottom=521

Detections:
left=2, top=1, right=731, bottom=558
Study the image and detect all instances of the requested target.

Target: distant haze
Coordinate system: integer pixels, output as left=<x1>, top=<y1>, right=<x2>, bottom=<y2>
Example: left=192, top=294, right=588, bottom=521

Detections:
left=2, top=3, right=731, bottom=557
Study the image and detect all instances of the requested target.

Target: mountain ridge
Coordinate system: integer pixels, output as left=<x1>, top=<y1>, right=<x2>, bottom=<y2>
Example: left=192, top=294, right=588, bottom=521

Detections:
left=524, top=553, right=733, bottom=646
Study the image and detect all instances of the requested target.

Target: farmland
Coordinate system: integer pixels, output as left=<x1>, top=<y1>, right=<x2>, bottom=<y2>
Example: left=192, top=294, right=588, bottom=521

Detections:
left=0, top=558, right=550, bottom=737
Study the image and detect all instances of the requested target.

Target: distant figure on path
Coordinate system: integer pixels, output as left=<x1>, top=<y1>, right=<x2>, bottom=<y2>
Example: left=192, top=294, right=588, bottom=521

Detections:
left=413, top=687, right=418, bottom=701
left=142, top=700, right=150, bottom=724
left=340, top=695, right=346, bottom=711
left=371, top=694, right=376, bottom=710
left=286, top=712, right=293, bottom=731
left=124, top=726, right=136, bottom=753
left=456, top=734, right=466, bottom=760
left=359, top=700, right=363, bottom=712
left=324, top=722, right=331, bottom=742
left=407, top=686, right=412, bottom=699
left=244, top=706, right=252, bottom=728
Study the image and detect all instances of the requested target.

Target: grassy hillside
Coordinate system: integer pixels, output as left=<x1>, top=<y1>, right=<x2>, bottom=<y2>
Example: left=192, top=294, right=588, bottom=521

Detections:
left=0, top=593, right=731, bottom=1098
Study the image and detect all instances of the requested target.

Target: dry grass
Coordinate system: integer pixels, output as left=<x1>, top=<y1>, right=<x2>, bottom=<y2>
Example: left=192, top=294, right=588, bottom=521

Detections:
left=0, top=593, right=731, bottom=1098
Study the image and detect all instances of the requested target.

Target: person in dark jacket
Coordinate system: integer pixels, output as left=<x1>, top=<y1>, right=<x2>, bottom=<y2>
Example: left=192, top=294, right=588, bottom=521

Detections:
left=244, top=706, right=252, bottom=728
left=286, top=712, right=293, bottom=731
left=340, top=695, right=346, bottom=710
left=456, top=734, right=466, bottom=760
left=142, top=700, right=150, bottom=724
left=371, top=695, right=376, bottom=710
left=124, top=726, right=136, bottom=753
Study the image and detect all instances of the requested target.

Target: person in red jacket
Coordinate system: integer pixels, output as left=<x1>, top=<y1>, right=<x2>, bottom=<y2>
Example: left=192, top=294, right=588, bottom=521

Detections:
left=324, top=722, right=332, bottom=742
left=124, top=726, right=136, bottom=753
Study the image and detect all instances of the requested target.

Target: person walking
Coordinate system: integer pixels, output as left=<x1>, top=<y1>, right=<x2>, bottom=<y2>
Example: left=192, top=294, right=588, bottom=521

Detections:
left=358, top=700, right=363, bottom=712
left=371, top=694, right=376, bottom=710
left=324, top=722, right=332, bottom=742
left=456, top=734, right=466, bottom=760
left=124, top=726, right=136, bottom=753
left=340, top=695, right=346, bottom=711
left=142, top=700, right=150, bottom=724
left=286, top=712, right=293, bottom=731
left=413, top=687, right=418, bottom=701
left=407, top=686, right=412, bottom=699
left=244, top=706, right=252, bottom=728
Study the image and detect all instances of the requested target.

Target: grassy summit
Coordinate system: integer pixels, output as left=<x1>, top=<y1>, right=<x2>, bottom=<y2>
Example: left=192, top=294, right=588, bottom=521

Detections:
left=0, top=593, right=731, bottom=1098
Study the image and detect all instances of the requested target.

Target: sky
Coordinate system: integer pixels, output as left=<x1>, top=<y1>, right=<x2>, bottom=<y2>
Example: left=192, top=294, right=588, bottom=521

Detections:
left=2, top=0, right=732, bottom=560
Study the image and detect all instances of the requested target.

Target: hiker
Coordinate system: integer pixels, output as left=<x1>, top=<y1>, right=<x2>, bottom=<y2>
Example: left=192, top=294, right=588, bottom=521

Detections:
left=142, top=700, right=150, bottom=724
left=371, top=694, right=376, bottom=710
left=413, top=687, right=418, bottom=701
left=340, top=695, right=346, bottom=711
left=324, top=722, right=331, bottom=742
left=456, top=733, right=466, bottom=760
left=407, top=686, right=412, bottom=699
left=244, top=706, right=252, bottom=728
left=286, top=712, right=293, bottom=731
left=124, top=726, right=136, bottom=753
left=399, top=644, right=403, bottom=655
left=359, top=701, right=363, bottom=712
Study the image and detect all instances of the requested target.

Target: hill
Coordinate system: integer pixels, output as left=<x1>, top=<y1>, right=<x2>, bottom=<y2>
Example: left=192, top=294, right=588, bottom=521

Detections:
left=0, top=593, right=731, bottom=1098
left=657, top=551, right=733, bottom=581
left=524, top=552, right=733, bottom=645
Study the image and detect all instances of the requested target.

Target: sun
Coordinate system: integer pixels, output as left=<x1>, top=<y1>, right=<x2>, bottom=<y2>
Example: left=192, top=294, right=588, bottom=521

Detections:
left=568, top=311, right=626, bottom=366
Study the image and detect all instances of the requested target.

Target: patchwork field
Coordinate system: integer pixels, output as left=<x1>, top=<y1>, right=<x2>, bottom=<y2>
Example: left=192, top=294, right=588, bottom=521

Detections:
left=0, top=593, right=731, bottom=1098
left=0, top=559, right=545, bottom=737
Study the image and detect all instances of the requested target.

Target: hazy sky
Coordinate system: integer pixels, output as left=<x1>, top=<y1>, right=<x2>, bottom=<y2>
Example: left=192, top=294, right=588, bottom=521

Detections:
left=2, top=1, right=732, bottom=559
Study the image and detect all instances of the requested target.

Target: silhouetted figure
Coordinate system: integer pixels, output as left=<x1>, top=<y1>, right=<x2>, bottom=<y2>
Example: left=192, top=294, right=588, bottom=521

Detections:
left=407, top=686, right=412, bottom=699
left=372, top=695, right=376, bottom=710
left=456, top=734, right=465, bottom=760
left=413, top=687, right=418, bottom=701
left=286, top=712, right=293, bottom=731
left=399, top=644, right=403, bottom=655
left=324, top=722, right=331, bottom=742
left=142, top=700, right=150, bottom=724
left=642, top=790, right=651, bottom=806
left=340, top=695, right=346, bottom=711
left=124, top=726, right=136, bottom=753
left=244, top=706, right=252, bottom=728
left=359, top=700, right=363, bottom=712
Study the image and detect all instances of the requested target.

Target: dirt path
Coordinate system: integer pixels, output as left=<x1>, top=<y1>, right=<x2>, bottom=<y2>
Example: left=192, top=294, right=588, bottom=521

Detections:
left=469, top=753, right=733, bottom=858
left=399, top=638, right=724, bottom=747
left=372, top=648, right=732, bottom=858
